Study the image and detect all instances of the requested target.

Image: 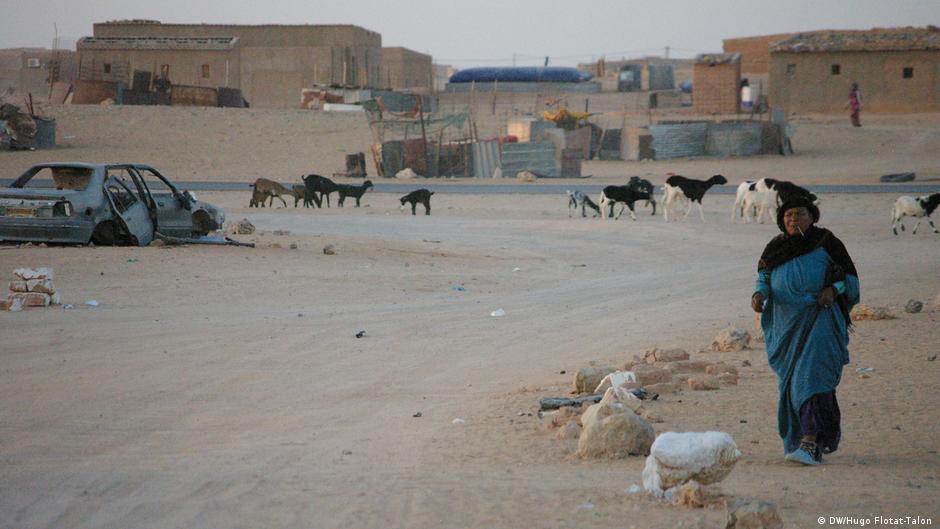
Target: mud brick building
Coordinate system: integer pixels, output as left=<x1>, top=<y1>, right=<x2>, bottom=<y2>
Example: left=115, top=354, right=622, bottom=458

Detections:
left=692, top=53, right=741, bottom=114
left=769, top=27, right=940, bottom=114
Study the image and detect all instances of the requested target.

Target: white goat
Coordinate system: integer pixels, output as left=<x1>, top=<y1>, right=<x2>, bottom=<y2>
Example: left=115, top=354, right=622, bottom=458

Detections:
left=891, top=193, right=940, bottom=235
left=732, top=179, right=779, bottom=223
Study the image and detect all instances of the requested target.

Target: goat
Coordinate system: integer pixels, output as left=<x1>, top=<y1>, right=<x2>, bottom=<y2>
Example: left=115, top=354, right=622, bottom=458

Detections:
left=291, top=184, right=305, bottom=208
left=599, top=184, right=654, bottom=220
left=336, top=180, right=374, bottom=207
left=249, top=178, right=290, bottom=208
left=741, top=189, right=776, bottom=223
left=567, top=190, right=601, bottom=217
left=627, top=176, right=657, bottom=215
left=400, top=189, right=434, bottom=215
left=662, top=174, right=727, bottom=222
left=771, top=180, right=817, bottom=207
left=302, top=174, right=339, bottom=208
left=248, top=186, right=268, bottom=208
left=732, top=179, right=776, bottom=223
left=892, top=193, right=940, bottom=235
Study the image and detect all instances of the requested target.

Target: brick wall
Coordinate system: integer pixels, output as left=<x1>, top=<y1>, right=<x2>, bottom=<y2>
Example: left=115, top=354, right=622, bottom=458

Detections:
left=693, top=62, right=741, bottom=114
left=723, top=34, right=793, bottom=75
left=769, top=50, right=940, bottom=113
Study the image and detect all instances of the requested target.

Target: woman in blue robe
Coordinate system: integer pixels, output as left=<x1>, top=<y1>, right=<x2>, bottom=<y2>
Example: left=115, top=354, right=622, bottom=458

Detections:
left=751, top=197, right=860, bottom=465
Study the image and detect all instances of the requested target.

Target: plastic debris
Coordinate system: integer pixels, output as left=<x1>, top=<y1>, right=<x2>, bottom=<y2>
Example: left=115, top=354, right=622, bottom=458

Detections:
left=856, top=367, right=875, bottom=373
left=85, top=300, right=99, bottom=307
left=413, top=412, right=422, bottom=418
left=452, top=418, right=465, bottom=424
left=355, top=330, right=366, bottom=338
left=577, top=503, right=594, bottom=510
left=63, top=304, right=74, bottom=310
left=490, top=309, right=505, bottom=317
left=627, top=485, right=642, bottom=494
left=127, top=258, right=138, bottom=263
left=451, top=286, right=466, bottom=292
left=512, top=267, right=521, bottom=272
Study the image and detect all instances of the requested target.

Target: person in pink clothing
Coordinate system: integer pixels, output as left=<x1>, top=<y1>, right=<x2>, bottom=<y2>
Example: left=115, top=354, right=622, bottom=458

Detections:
left=847, top=82, right=862, bottom=127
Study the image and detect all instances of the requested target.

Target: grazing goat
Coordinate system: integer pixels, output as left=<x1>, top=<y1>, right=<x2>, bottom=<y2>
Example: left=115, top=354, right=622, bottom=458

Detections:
left=892, top=193, right=940, bottom=235
left=249, top=178, right=291, bottom=208
left=302, top=174, right=339, bottom=208
left=400, top=189, right=434, bottom=215
left=567, top=190, right=601, bottom=217
left=336, top=180, right=374, bottom=207
left=599, top=183, right=655, bottom=220
left=662, top=174, right=727, bottom=222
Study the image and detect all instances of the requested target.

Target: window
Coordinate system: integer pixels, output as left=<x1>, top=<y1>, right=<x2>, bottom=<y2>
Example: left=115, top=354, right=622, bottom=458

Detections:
left=903, top=67, right=914, bottom=79
left=831, top=64, right=840, bottom=75
left=786, top=64, right=796, bottom=76
left=103, top=63, right=111, bottom=74
left=201, top=64, right=210, bottom=79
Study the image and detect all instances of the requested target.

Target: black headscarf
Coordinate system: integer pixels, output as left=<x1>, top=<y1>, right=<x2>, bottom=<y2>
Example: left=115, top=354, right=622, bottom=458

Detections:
left=759, top=197, right=858, bottom=326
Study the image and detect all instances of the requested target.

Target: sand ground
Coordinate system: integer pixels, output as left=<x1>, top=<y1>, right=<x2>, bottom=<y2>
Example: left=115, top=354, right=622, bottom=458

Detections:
left=1, top=105, right=939, bottom=528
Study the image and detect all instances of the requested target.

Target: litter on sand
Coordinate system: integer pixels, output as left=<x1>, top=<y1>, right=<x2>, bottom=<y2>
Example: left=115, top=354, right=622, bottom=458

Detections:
left=85, top=300, right=99, bottom=307
left=452, top=418, right=465, bottom=424
left=856, top=367, right=875, bottom=373
left=63, top=304, right=74, bottom=310
left=490, top=308, right=506, bottom=317
left=451, top=286, right=466, bottom=292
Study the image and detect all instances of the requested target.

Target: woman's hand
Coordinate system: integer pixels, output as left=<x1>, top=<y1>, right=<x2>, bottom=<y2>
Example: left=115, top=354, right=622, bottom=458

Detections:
left=817, top=286, right=835, bottom=308
left=751, top=292, right=765, bottom=313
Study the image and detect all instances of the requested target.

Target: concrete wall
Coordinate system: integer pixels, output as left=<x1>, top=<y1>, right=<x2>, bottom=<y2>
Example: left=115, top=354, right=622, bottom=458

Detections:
left=77, top=48, right=240, bottom=89
left=380, top=47, right=432, bottom=90
left=723, top=34, right=794, bottom=75
left=0, top=49, right=78, bottom=99
left=693, top=62, right=741, bottom=114
left=91, top=22, right=383, bottom=107
left=769, top=50, right=940, bottom=114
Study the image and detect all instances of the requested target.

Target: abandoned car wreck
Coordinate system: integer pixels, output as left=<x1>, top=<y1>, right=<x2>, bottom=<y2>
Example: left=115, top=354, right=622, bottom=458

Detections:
left=0, top=163, right=224, bottom=246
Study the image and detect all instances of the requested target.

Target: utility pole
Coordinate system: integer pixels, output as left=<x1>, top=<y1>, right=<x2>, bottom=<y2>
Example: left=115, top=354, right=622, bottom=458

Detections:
left=665, top=46, right=670, bottom=59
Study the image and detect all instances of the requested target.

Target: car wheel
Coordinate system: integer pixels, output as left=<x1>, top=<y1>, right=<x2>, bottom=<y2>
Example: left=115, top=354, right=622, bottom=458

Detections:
left=192, top=210, right=212, bottom=237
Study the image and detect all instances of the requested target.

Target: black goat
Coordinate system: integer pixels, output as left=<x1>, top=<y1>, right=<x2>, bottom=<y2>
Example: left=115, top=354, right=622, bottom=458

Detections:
left=400, top=189, right=434, bottom=215
left=628, top=176, right=657, bottom=215
left=662, top=174, right=727, bottom=222
left=769, top=179, right=817, bottom=206
left=598, top=184, right=654, bottom=220
left=302, top=174, right=339, bottom=208
left=336, top=180, right=374, bottom=207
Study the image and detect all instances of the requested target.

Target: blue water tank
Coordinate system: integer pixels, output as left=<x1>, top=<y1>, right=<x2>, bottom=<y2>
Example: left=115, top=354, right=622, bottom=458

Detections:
left=449, top=67, right=593, bottom=84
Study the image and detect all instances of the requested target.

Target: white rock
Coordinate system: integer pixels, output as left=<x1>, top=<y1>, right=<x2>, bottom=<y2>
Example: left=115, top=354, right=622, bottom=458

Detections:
left=711, top=327, right=751, bottom=352
left=395, top=168, right=418, bottom=179
left=577, top=407, right=654, bottom=459
left=642, top=431, right=741, bottom=496
left=593, top=370, right=637, bottom=393
left=13, top=267, right=54, bottom=281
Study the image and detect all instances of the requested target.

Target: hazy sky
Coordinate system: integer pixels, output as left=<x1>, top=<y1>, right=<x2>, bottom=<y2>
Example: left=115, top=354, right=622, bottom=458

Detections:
left=3, top=0, right=938, bottom=68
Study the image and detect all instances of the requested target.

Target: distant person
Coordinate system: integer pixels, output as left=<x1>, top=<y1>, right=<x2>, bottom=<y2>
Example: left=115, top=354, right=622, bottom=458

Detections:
left=740, top=79, right=753, bottom=112
left=751, top=197, right=860, bottom=466
left=847, top=82, right=862, bottom=127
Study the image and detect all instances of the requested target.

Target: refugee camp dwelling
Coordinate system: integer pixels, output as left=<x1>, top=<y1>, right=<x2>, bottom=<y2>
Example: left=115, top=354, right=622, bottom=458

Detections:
left=769, top=26, right=940, bottom=114
left=577, top=57, right=693, bottom=92
left=722, top=33, right=795, bottom=96
left=692, top=53, right=742, bottom=114
left=81, top=20, right=383, bottom=108
left=380, top=47, right=432, bottom=92
left=0, top=48, right=77, bottom=98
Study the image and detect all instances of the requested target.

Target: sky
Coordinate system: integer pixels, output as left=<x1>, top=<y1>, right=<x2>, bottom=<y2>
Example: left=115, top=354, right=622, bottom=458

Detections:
left=3, top=0, right=938, bottom=68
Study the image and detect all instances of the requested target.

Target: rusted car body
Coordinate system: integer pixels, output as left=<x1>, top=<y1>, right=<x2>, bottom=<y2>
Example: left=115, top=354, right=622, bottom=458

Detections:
left=0, top=163, right=224, bottom=246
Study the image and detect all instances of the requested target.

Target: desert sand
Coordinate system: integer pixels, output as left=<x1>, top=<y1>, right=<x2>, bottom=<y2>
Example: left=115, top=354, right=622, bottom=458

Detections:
left=1, top=103, right=939, bottom=529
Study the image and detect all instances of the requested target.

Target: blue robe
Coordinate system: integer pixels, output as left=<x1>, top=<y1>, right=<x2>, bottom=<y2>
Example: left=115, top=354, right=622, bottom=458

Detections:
left=757, top=246, right=860, bottom=453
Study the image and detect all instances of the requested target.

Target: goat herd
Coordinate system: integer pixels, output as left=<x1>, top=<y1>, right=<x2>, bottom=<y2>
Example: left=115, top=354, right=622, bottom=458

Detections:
left=573, top=174, right=939, bottom=236
left=249, top=174, right=433, bottom=215
left=248, top=173, right=940, bottom=235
